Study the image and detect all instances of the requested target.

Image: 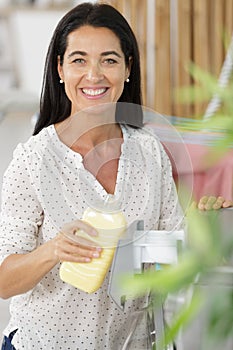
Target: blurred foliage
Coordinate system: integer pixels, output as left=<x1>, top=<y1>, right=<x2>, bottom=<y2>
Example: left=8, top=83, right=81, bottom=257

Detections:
left=122, top=209, right=233, bottom=349
left=176, top=63, right=233, bottom=151
left=121, top=63, right=233, bottom=349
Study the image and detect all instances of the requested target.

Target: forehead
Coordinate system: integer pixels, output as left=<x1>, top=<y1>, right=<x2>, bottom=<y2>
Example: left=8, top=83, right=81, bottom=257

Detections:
left=66, top=25, right=122, bottom=53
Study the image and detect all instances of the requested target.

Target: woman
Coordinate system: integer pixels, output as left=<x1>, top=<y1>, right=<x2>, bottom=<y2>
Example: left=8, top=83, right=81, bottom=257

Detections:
left=0, top=3, right=183, bottom=349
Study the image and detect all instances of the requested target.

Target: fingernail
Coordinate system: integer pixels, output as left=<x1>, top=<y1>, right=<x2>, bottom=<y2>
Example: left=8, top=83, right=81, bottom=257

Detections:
left=92, top=252, right=100, bottom=258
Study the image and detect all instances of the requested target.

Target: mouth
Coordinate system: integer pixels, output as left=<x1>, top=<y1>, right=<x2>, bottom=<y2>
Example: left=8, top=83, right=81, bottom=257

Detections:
left=81, top=88, right=108, bottom=97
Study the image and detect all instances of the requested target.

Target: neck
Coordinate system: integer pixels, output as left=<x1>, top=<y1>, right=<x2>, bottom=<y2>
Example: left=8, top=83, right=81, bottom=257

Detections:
left=55, top=114, right=123, bottom=156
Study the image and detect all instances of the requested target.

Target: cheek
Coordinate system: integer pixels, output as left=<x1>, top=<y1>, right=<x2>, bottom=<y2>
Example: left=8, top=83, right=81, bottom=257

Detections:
left=63, top=84, right=77, bottom=106
left=115, top=76, right=126, bottom=96
left=63, top=64, right=82, bottom=80
left=63, top=74, right=79, bottom=96
left=64, top=69, right=79, bottom=82
left=112, top=72, right=126, bottom=89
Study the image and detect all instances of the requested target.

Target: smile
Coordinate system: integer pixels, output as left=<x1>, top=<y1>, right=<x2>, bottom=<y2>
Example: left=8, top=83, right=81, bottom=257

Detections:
left=82, top=88, right=108, bottom=96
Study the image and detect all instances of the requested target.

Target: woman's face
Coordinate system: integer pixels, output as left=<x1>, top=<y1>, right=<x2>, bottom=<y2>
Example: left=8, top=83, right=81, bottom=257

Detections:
left=58, top=25, right=131, bottom=115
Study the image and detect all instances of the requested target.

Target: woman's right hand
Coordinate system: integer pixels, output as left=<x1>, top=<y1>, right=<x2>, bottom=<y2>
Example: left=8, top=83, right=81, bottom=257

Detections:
left=0, top=219, right=102, bottom=299
left=52, top=219, right=102, bottom=264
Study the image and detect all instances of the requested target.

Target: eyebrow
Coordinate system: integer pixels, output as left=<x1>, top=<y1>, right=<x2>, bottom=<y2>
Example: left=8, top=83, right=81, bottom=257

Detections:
left=67, top=50, right=122, bottom=59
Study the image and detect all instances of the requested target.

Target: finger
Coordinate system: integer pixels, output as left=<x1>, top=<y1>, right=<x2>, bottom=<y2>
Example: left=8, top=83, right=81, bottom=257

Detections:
left=69, top=235, right=102, bottom=250
left=204, top=196, right=217, bottom=210
left=59, top=245, right=101, bottom=262
left=58, top=232, right=101, bottom=250
left=58, top=236, right=100, bottom=253
left=199, top=196, right=209, bottom=205
left=198, top=196, right=209, bottom=210
left=222, top=199, right=233, bottom=208
left=190, top=201, right=198, bottom=210
left=59, top=252, right=92, bottom=263
left=212, top=196, right=225, bottom=210
left=62, top=219, right=98, bottom=237
left=54, top=235, right=101, bottom=262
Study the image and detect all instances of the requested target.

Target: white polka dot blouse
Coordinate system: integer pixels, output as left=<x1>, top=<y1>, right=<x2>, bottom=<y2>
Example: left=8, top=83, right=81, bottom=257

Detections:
left=0, top=124, right=183, bottom=349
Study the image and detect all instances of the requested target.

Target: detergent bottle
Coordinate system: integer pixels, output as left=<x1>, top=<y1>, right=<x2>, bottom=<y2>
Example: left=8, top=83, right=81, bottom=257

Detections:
left=59, top=197, right=127, bottom=293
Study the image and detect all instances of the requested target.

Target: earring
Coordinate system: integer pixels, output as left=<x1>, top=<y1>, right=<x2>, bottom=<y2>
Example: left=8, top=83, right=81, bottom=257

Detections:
left=126, top=78, right=130, bottom=83
left=59, top=79, right=64, bottom=84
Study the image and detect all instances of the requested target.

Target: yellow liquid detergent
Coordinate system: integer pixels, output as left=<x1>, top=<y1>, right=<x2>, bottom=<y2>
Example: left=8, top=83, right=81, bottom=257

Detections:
left=59, top=207, right=127, bottom=293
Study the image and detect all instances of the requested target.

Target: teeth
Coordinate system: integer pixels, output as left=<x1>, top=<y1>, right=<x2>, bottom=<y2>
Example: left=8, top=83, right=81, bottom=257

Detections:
left=82, top=88, right=107, bottom=96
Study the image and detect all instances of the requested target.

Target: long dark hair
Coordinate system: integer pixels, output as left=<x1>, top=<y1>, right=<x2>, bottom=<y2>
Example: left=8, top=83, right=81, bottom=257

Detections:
left=33, top=2, right=143, bottom=135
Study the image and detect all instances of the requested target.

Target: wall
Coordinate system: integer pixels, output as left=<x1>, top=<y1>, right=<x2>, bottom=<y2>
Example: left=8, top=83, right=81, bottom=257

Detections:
left=1, top=1, right=232, bottom=116
left=103, top=0, right=233, bottom=118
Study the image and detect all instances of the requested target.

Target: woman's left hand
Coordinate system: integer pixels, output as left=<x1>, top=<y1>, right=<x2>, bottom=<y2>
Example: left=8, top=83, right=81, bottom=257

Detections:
left=194, top=196, right=233, bottom=210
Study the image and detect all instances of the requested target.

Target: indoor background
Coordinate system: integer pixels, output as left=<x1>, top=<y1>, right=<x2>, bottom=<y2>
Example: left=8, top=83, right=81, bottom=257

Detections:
left=0, top=0, right=233, bottom=348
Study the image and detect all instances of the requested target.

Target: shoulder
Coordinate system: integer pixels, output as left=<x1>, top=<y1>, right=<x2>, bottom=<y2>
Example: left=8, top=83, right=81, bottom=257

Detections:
left=12, top=125, right=54, bottom=159
left=122, top=125, right=173, bottom=172
left=3, top=126, right=54, bottom=179
left=123, top=124, right=164, bottom=152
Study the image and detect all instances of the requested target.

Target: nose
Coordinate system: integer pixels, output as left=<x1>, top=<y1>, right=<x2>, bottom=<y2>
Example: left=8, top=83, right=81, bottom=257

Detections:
left=85, top=63, right=104, bottom=83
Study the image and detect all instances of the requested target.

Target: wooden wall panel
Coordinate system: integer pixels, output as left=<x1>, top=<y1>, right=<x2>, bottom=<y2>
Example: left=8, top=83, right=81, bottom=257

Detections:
left=225, top=0, right=233, bottom=35
left=192, top=0, right=210, bottom=116
left=154, top=0, right=171, bottom=115
left=99, top=0, right=233, bottom=118
left=209, top=0, right=225, bottom=75
left=174, top=0, right=193, bottom=117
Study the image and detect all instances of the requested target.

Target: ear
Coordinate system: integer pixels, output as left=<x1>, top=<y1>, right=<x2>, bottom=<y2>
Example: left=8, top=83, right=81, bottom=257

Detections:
left=57, top=56, right=64, bottom=81
left=125, top=56, right=132, bottom=80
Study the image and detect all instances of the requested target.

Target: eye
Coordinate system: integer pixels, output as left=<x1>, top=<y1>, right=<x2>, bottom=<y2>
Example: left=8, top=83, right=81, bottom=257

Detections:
left=73, top=58, right=85, bottom=64
left=104, top=58, right=118, bottom=65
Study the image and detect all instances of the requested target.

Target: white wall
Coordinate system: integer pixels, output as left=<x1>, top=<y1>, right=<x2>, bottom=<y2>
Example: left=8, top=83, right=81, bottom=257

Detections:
left=9, top=9, right=66, bottom=97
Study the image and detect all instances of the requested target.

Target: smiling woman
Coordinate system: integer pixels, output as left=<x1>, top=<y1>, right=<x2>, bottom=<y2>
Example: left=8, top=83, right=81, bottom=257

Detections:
left=0, top=2, right=183, bottom=350
left=34, top=1, right=143, bottom=135
left=57, top=25, right=130, bottom=114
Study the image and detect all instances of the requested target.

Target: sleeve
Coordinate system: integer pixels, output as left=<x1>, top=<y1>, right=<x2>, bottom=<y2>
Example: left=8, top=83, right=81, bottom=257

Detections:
left=0, top=143, right=44, bottom=265
left=157, top=142, right=185, bottom=231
